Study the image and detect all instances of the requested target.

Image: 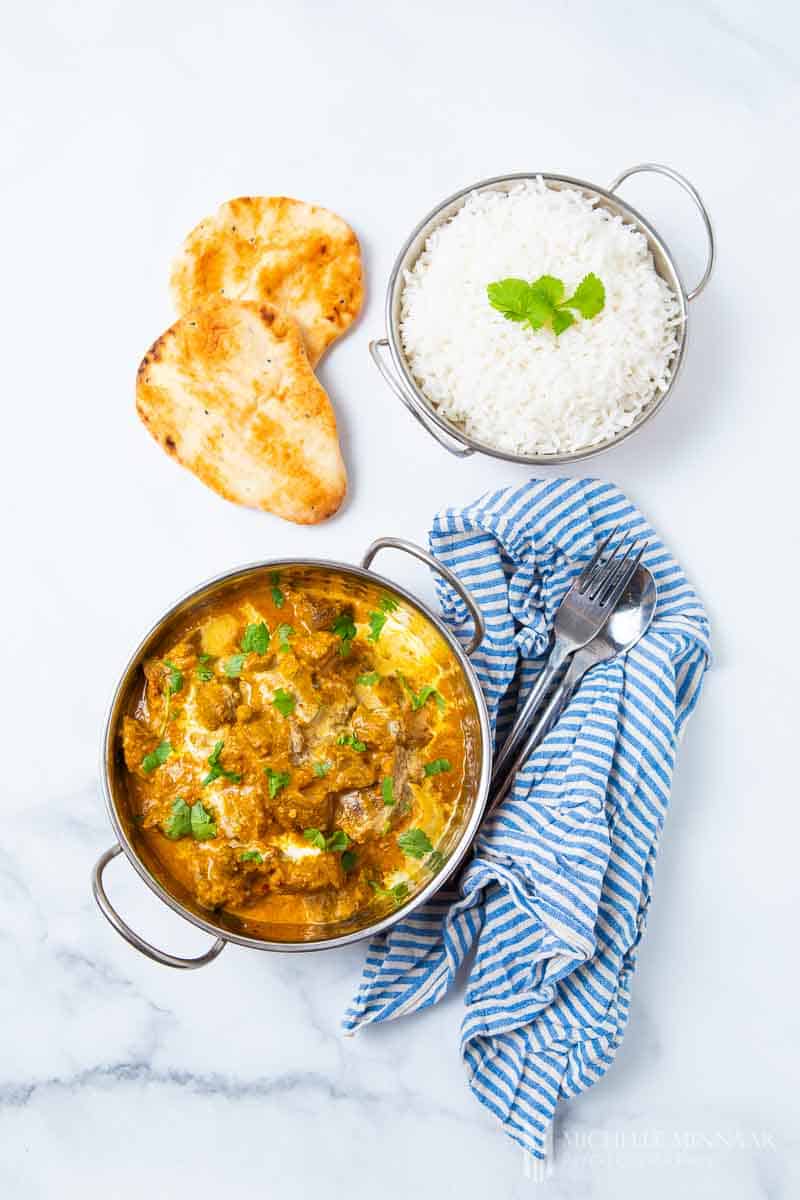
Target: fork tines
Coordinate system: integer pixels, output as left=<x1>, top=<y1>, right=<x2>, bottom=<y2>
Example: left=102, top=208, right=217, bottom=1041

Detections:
left=580, top=532, right=649, bottom=607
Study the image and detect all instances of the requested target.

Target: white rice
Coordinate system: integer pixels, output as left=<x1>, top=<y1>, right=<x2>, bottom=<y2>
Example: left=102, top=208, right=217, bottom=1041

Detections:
left=399, top=179, right=681, bottom=456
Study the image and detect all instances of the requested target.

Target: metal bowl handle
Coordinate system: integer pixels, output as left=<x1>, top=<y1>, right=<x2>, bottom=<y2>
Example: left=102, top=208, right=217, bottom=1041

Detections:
left=361, top=536, right=486, bottom=655
left=608, top=163, right=714, bottom=301
left=92, top=844, right=227, bottom=969
left=369, top=339, right=475, bottom=459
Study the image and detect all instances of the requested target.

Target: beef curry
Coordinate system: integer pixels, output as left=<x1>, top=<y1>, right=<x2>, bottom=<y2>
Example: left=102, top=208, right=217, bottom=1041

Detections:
left=119, top=566, right=479, bottom=940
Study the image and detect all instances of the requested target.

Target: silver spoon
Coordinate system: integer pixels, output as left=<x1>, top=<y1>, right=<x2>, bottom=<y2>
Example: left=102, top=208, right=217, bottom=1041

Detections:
left=489, top=564, right=658, bottom=813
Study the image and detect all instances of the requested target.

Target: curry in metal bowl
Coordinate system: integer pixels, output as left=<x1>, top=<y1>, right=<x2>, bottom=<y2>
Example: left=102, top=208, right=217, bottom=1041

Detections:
left=112, top=561, right=483, bottom=948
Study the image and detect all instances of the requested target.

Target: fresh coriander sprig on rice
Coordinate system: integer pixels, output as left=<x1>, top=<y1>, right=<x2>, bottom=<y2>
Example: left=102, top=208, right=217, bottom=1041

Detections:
left=487, top=272, right=605, bottom=336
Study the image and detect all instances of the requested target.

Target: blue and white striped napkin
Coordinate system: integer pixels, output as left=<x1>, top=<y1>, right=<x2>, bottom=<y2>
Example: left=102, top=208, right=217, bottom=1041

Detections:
left=343, top=478, right=711, bottom=1158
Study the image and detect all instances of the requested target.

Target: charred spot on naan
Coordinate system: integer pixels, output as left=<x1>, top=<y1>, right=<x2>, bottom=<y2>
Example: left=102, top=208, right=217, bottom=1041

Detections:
left=169, top=196, right=364, bottom=366
left=135, top=299, right=347, bottom=524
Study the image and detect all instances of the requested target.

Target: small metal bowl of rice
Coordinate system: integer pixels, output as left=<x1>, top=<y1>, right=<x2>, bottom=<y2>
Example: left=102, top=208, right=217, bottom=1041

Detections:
left=371, top=164, right=714, bottom=464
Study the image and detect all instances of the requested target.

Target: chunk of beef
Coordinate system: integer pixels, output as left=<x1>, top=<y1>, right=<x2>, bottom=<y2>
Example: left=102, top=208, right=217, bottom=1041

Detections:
left=195, top=680, right=239, bottom=730
left=334, top=786, right=386, bottom=842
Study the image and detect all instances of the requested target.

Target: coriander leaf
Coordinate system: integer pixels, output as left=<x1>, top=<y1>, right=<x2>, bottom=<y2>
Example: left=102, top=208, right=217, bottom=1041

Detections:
left=272, top=688, right=295, bottom=717
left=356, top=671, right=381, bottom=686
left=530, top=274, right=565, bottom=307
left=304, top=828, right=327, bottom=851
left=398, top=675, right=446, bottom=712
left=277, top=623, right=294, bottom=652
left=270, top=571, right=285, bottom=608
left=337, top=732, right=366, bottom=752
left=313, top=761, right=331, bottom=777
left=241, top=621, right=270, bottom=655
left=563, top=272, right=605, bottom=319
left=265, top=767, right=290, bottom=799
left=240, top=850, right=263, bottom=863
left=190, top=801, right=217, bottom=840
left=224, top=653, right=247, bottom=678
left=367, top=610, right=388, bottom=642
left=427, top=850, right=445, bottom=872
left=369, top=879, right=409, bottom=904
left=341, top=850, right=357, bottom=873
left=164, top=660, right=183, bottom=695
left=141, top=740, right=171, bottom=773
left=397, top=828, right=434, bottom=859
left=202, top=740, right=242, bottom=786
left=524, top=293, right=553, bottom=329
left=424, top=757, right=452, bottom=777
left=551, top=309, right=575, bottom=336
left=331, top=612, right=357, bottom=655
left=487, top=277, right=533, bottom=323
left=378, top=594, right=398, bottom=613
left=326, top=829, right=350, bottom=852
left=196, top=654, right=214, bottom=682
left=163, top=798, right=191, bottom=839
left=382, top=776, right=394, bottom=806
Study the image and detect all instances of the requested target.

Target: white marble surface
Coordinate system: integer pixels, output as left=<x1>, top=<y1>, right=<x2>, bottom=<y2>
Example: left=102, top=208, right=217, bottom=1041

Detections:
left=3, top=0, right=800, bottom=1194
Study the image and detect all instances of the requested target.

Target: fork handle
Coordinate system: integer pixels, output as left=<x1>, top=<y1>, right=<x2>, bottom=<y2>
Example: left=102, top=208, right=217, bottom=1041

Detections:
left=489, top=654, right=585, bottom=812
left=490, top=640, right=570, bottom=786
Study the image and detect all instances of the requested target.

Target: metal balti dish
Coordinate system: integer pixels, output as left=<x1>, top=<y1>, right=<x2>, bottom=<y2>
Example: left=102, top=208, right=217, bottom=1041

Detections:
left=371, top=163, right=715, bottom=465
left=92, top=538, right=490, bottom=969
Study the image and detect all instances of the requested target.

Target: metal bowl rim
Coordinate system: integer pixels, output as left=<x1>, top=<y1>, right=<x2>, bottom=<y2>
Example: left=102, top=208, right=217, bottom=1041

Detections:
left=99, top=556, right=492, bottom=954
left=384, top=170, right=689, bottom=465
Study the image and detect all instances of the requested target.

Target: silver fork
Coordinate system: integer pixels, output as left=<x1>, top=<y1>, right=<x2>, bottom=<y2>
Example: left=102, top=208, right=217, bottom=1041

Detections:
left=490, top=531, right=647, bottom=785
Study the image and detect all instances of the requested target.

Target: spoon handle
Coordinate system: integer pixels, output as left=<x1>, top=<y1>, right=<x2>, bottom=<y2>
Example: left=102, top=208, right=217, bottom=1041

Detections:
left=490, top=640, right=569, bottom=786
left=488, top=654, right=586, bottom=813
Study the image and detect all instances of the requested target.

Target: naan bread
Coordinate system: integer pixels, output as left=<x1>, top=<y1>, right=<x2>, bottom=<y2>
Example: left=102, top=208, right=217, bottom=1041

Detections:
left=170, top=197, right=363, bottom=366
left=136, top=299, right=347, bottom=524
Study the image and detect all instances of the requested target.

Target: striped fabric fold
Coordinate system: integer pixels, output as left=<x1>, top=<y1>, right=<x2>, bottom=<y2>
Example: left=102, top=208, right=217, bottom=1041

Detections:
left=343, top=479, right=710, bottom=1158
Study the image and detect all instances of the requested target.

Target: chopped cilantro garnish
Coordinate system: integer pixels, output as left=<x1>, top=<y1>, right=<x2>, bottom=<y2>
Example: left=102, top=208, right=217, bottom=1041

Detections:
left=141, top=740, right=171, bottom=773
left=313, top=761, right=332, bottom=777
left=277, top=623, right=294, bottom=652
left=341, top=850, right=357, bottom=873
left=241, top=621, right=270, bottom=655
left=369, top=879, right=409, bottom=904
left=265, top=767, right=290, bottom=799
left=382, top=777, right=394, bottom=806
left=356, top=671, right=381, bottom=686
left=397, top=828, right=434, bottom=859
left=332, top=611, right=357, bottom=656
left=399, top=674, right=446, bottom=712
left=337, top=732, right=366, bottom=752
left=367, top=611, right=388, bottom=642
left=427, top=850, right=445, bottom=872
left=164, top=660, right=183, bottom=695
left=190, top=801, right=217, bottom=840
left=196, top=654, right=214, bottom=682
left=366, top=595, right=397, bottom=641
left=240, top=850, right=263, bottom=863
left=270, top=571, right=285, bottom=608
left=162, top=798, right=191, bottom=839
left=162, top=798, right=216, bottom=842
left=303, top=828, right=350, bottom=853
left=202, top=740, right=241, bottom=786
left=272, top=688, right=295, bottom=717
left=424, top=758, right=451, bottom=777
left=224, top=653, right=247, bottom=677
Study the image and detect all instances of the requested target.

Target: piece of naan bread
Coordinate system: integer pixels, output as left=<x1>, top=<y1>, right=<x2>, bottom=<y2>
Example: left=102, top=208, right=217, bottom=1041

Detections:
left=170, top=197, right=363, bottom=366
left=136, top=299, right=347, bottom=524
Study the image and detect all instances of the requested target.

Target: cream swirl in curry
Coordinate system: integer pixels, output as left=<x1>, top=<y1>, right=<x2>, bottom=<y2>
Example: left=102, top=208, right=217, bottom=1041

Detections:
left=120, top=568, right=475, bottom=935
